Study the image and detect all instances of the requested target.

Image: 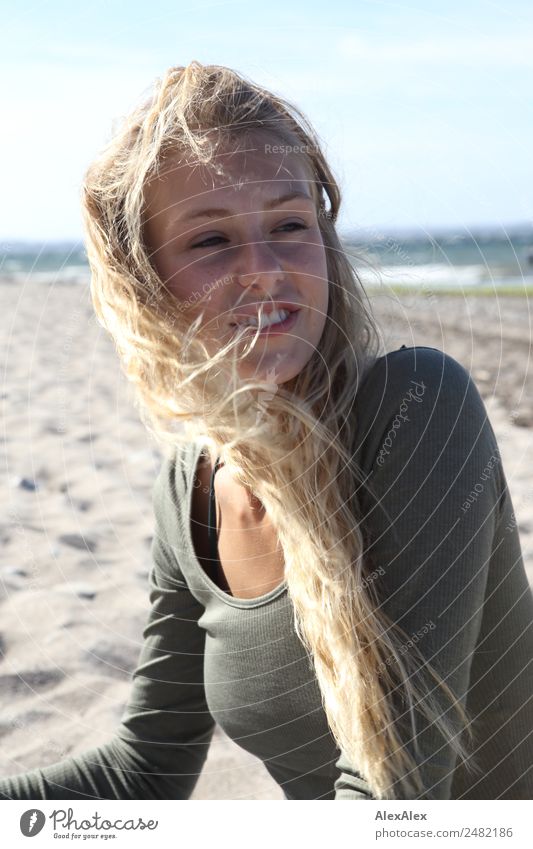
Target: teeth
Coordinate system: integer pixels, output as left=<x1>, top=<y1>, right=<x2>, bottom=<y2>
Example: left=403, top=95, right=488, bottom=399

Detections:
left=238, top=308, right=290, bottom=330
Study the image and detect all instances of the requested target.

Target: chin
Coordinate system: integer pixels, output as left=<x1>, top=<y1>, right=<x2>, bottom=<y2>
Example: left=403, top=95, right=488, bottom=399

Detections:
left=240, top=353, right=309, bottom=386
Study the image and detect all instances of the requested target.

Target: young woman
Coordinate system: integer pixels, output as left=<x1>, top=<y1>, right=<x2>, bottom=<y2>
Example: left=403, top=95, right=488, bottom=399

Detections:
left=1, top=61, right=532, bottom=801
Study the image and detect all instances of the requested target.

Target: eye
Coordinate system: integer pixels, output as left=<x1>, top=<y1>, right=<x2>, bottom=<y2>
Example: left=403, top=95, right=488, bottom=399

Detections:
left=190, top=221, right=309, bottom=250
left=274, top=222, right=309, bottom=234
left=191, top=235, right=229, bottom=249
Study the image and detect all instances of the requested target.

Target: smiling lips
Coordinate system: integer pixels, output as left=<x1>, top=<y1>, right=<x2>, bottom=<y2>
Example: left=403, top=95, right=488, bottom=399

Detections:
left=231, top=301, right=300, bottom=327
left=234, top=307, right=290, bottom=330
left=231, top=307, right=300, bottom=337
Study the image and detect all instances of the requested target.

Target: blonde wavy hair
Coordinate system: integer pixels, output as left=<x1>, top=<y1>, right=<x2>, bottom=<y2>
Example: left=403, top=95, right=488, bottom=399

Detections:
left=81, top=61, right=476, bottom=799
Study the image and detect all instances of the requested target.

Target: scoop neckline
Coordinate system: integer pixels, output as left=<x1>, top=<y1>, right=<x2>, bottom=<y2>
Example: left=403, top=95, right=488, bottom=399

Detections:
left=183, top=441, right=288, bottom=609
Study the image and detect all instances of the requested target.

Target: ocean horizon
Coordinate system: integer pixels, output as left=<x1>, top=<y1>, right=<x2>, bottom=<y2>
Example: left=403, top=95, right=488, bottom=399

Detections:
left=2, top=222, right=533, bottom=291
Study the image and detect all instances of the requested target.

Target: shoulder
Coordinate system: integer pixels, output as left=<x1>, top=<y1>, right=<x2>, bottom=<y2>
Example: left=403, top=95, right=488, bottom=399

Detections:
left=353, top=345, right=490, bottom=468
left=151, top=440, right=203, bottom=528
left=359, top=345, right=473, bottom=402
left=356, top=345, right=478, bottom=420
left=148, top=440, right=204, bottom=589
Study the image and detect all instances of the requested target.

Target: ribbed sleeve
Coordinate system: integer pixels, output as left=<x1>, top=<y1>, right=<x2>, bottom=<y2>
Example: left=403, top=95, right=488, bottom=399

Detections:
left=335, top=347, right=511, bottom=799
left=0, top=457, right=216, bottom=800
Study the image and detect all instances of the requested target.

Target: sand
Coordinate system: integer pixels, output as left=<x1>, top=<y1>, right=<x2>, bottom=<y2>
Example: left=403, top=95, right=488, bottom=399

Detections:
left=0, top=277, right=531, bottom=799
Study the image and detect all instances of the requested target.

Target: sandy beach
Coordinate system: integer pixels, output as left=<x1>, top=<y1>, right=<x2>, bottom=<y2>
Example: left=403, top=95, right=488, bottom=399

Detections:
left=1, top=276, right=532, bottom=799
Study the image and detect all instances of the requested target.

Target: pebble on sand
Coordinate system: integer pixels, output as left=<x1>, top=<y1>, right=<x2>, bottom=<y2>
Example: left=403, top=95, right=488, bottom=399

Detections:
left=58, top=533, right=98, bottom=553
left=17, top=478, right=39, bottom=492
left=56, top=582, right=97, bottom=601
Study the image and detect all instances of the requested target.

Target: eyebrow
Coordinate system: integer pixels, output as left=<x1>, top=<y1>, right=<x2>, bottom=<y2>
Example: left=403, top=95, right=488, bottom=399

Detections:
left=178, top=190, right=315, bottom=223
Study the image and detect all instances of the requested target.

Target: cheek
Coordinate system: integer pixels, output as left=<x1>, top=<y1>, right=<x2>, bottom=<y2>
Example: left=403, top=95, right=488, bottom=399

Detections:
left=307, top=265, right=329, bottom=337
left=299, top=247, right=328, bottom=309
left=283, top=242, right=328, bottom=330
left=311, top=295, right=329, bottom=341
left=280, top=236, right=324, bottom=265
left=165, top=259, right=228, bottom=311
left=290, top=238, right=328, bottom=281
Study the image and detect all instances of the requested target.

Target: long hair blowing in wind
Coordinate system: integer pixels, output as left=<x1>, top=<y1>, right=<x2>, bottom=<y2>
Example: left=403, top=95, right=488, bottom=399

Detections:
left=81, top=61, right=477, bottom=799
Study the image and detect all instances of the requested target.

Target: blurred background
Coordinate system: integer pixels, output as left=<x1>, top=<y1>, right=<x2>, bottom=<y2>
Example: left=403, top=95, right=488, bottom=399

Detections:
left=1, top=0, right=532, bottom=800
left=2, top=0, right=533, bottom=289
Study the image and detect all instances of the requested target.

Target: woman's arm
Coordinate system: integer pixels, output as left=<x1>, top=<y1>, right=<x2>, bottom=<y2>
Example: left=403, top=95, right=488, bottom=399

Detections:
left=334, top=346, right=511, bottom=800
left=0, top=455, right=216, bottom=800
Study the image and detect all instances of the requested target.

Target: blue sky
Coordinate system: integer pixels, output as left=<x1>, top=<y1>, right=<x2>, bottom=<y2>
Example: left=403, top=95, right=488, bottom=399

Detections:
left=1, top=0, right=532, bottom=241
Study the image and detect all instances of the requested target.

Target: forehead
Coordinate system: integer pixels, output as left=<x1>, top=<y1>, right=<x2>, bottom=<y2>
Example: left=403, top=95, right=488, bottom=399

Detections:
left=144, top=144, right=317, bottom=222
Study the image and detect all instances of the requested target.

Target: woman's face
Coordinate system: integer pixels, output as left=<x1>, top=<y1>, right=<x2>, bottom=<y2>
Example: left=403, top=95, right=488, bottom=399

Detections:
left=143, top=141, right=329, bottom=385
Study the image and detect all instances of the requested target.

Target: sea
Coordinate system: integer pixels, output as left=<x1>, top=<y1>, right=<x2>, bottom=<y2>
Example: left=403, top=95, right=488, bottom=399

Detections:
left=342, top=223, right=533, bottom=292
left=2, top=223, right=533, bottom=292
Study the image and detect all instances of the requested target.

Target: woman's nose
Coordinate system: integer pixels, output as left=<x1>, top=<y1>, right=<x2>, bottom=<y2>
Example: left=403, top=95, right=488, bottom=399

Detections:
left=233, top=237, right=285, bottom=291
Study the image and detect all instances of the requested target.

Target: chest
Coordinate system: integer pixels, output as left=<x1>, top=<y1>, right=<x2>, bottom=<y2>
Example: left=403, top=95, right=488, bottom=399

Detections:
left=197, top=600, right=340, bottom=796
left=190, top=452, right=285, bottom=599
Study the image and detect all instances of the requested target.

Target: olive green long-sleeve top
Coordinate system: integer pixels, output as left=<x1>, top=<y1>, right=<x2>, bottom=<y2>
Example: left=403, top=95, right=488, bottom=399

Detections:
left=1, top=345, right=532, bottom=800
